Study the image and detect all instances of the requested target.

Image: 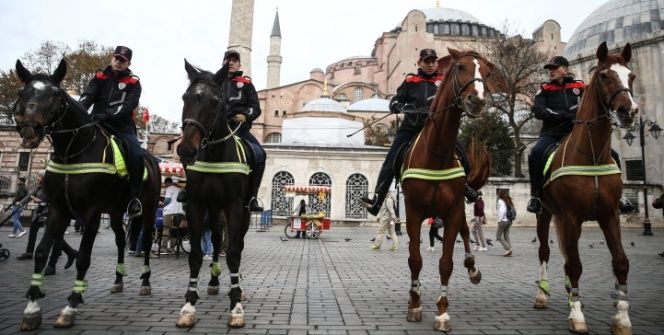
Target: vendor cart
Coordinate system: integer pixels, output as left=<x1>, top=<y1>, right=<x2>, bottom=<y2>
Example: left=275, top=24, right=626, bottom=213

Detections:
left=282, top=185, right=332, bottom=239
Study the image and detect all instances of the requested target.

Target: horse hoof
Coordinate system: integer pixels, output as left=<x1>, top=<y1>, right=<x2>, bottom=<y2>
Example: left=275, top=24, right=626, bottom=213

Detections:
left=533, top=298, right=548, bottom=309
left=569, top=319, right=589, bottom=334
left=54, top=313, right=75, bottom=328
left=610, top=322, right=633, bottom=335
left=207, top=286, right=219, bottom=295
left=228, top=313, right=245, bottom=328
left=20, top=313, right=42, bottom=331
left=407, top=307, right=422, bottom=322
left=434, top=317, right=451, bottom=332
left=139, top=286, right=151, bottom=296
left=175, top=313, right=197, bottom=328
left=110, top=283, right=123, bottom=293
left=469, top=269, right=482, bottom=284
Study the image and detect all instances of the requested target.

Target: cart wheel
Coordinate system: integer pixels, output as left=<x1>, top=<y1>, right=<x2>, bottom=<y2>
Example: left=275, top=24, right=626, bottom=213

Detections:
left=305, top=223, right=321, bottom=239
left=0, top=249, right=10, bottom=261
left=284, top=224, right=297, bottom=238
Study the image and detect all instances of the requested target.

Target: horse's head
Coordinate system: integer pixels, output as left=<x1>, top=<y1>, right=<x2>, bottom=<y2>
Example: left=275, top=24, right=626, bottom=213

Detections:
left=13, top=59, right=67, bottom=148
left=177, top=59, right=227, bottom=165
left=594, top=42, right=637, bottom=128
left=436, top=48, right=502, bottom=118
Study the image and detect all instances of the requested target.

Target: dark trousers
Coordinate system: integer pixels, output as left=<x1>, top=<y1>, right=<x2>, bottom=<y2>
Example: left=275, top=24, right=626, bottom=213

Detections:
left=25, top=219, right=44, bottom=255
left=429, top=225, right=444, bottom=247
left=238, top=128, right=266, bottom=199
left=48, top=238, right=76, bottom=268
left=112, top=131, right=145, bottom=198
left=375, top=129, right=419, bottom=195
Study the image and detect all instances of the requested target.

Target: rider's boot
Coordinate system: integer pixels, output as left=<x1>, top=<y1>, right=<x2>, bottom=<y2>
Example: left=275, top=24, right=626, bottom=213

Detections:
left=527, top=196, right=542, bottom=214
left=465, top=185, right=478, bottom=204
left=455, top=143, right=478, bottom=203
left=249, top=160, right=265, bottom=212
left=360, top=193, right=386, bottom=216
left=618, top=197, right=635, bottom=213
left=127, top=198, right=143, bottom=219
left=527, top=153, right=542, bottom=214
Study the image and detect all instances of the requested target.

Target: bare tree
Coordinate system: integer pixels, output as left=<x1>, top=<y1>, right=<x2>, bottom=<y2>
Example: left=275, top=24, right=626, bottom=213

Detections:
left=0, top=70, right=22, bottom=124
left=64, top=41, right=114, bottom=95
left=483, top=22, right=548, bottom=177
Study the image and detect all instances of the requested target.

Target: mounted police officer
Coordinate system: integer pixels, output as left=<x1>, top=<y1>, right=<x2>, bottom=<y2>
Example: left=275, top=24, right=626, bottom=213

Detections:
left=360, top=49, right=477, bottom=216
left=527, top=56, right=633, bottom=214
left=79, top=46, right=144, bottom=218
left=222, top=50, right=265, bottom=212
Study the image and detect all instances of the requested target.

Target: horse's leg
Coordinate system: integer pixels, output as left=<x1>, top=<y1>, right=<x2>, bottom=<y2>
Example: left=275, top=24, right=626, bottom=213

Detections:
left=20, top=208, right=70, bottom=331
left=225, top=202, right=251, bottom=328
left=405, top=211, right=425, bottom=323
left=556, top=217, right=588, bottom=334
left=176, top=205, right=205, bottom=328
left=54, top=211, right=102, bottom=328
left=459, top=218, right=481, bottom=285
left=207, top=209, right=223, bottom=295
left=434, top=209, right=462, bottom=332
left=534, top=209, right=553, bottom=309
left=109, top=211, right=127, bottom=294
left=139, top=207, right=156, bottom=296
left=598, top=212, right=632, bottom=335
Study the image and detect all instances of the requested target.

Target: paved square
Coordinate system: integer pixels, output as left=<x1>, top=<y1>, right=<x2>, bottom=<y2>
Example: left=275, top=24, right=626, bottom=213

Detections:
left=0, top=224, right=663, bottom=334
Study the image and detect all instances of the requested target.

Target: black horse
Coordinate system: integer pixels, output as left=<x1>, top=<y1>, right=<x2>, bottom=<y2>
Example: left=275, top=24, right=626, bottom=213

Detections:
left=13, top=59, right=161, bottom=330
left=174, top=60, right=252, bottom=328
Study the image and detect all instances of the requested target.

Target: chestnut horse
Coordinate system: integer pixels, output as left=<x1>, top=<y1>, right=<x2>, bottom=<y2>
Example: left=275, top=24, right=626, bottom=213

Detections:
left=13, top=59, right=161, bottom=330
left=175, top=60, right=252, bottom=328
left=401, top=48, right=505, bottom=332
left=532, top=42, right=637, bottom=334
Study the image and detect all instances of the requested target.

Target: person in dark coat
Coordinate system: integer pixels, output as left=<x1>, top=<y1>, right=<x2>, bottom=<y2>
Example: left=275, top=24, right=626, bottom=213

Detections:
left=527, top=56, right=633, bottom=214
left=360, top=48, right=477, bottom=216
left=222, top=50, right=266, bottom=212
left=79, top=45, right=145, bottom=218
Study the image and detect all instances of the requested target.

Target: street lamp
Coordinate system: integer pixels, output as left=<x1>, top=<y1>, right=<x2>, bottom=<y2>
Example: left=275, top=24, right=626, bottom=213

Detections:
left=622, top=116, right=661, bottom=236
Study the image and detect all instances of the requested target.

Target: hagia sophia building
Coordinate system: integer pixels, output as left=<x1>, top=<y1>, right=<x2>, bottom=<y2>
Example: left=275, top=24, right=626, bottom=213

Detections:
left=189, top=0, right=664, bottom=225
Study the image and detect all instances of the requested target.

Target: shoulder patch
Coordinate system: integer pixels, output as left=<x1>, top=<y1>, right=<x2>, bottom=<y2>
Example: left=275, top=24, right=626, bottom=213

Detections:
left=95, top=72, right=109, bottom=80
left=542, top=83, right=563, bottom=91
left=565, top=81, right=585, bottom=90
left=118, top=76, right=139, bottom=85
left=405, top=75, right=424, bottom=83
left=233, top=76, right=251, bottom=84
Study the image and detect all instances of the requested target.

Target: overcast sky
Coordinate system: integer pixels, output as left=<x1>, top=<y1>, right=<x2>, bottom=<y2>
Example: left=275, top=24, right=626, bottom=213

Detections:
left=0, top=0, right=607, bottom=123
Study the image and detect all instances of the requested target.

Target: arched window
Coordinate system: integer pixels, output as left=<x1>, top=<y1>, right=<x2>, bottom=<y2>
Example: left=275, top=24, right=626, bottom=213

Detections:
left=0, top=176, right=11, bottom=192
left=271, top=171, right=294, bottom=216
left=335, top=93, right=348, bottom=102
left=309, top=172, right=332, bottom=217
left=265, top=132, right=282, bottom=143
left=345, top=174, right=368, bottom=218
left=352, top=87, right=364, bottom=102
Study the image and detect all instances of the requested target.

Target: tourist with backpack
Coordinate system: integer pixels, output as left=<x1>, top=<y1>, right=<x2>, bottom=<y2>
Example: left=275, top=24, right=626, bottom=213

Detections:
left=496, top=189, right=514, bottom=256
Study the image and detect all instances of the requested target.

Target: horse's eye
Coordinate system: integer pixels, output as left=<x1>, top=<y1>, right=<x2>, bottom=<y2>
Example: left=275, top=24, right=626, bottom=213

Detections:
left=456, top=64, right=465, bottom=71
left=599, top=72, right=608, bottom=79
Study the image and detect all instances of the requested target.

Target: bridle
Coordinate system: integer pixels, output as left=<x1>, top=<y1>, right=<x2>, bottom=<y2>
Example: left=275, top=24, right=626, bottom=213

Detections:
left=426, top=54, right=490, bottom=157
left=181, top=81, right=241, bottom=149
left=14, top=84, right=100, bottom=162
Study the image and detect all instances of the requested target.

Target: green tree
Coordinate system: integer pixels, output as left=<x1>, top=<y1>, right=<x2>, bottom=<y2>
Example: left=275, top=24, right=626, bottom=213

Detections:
left=459, top=110, right=515, bottom=176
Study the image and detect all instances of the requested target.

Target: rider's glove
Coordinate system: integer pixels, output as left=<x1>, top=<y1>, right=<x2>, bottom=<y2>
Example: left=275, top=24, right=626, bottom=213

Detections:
left=232, top=114, right=247, bottom=123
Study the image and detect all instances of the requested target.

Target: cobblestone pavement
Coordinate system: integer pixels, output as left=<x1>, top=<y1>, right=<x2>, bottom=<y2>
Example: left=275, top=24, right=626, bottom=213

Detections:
left=0, top=224, right=663, bottom=335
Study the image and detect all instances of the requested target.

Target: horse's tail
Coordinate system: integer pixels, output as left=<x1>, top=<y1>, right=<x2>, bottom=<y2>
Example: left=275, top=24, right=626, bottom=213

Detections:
left=466, top=136, right=491, bottom=190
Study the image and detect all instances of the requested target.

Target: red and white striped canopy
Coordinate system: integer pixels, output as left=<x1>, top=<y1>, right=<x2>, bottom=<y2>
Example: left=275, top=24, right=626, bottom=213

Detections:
left=159, top=162, right=185, bottom=177
left=282, top=184, right=331, bottom=194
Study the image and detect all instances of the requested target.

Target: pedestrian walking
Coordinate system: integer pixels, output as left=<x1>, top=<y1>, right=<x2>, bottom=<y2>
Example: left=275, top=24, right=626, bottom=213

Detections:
left=472, top=191, right=488, bottom=251
left=9, top=177, right=28, bottom=238
left=370, top=192, right=398, bottom=251
left=496, top=189, right=514, bottom=256
left=427, top=217, right=444, bottom=251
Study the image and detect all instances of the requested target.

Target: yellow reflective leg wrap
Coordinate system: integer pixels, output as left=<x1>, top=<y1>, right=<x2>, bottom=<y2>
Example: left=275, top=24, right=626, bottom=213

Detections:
left=211, top=262, right=222, bottom=277
left=73, top=279, right=88, bottom=294
left=116, top=263, right=128, bottom=276
left=537, top=279, right=550, bottom=295
left=31, top=273, right=44, bottom=287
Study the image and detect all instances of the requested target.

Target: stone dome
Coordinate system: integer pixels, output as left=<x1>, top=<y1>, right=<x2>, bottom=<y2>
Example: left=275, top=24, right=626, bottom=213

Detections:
left=564, top=0, right=664, bottom=58
left=347, top=97, right=390, bottom=113
left=310, top=68, right=323, bottom=73
left=301, top=97, right=346, bottom=113
left=421, top=7, right=481, bottom=23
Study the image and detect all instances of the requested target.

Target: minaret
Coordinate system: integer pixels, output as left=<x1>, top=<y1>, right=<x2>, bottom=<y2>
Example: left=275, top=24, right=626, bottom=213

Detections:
left=266, top=9, right=282, bottom=89
left=228, top=0, right=254, bottom=76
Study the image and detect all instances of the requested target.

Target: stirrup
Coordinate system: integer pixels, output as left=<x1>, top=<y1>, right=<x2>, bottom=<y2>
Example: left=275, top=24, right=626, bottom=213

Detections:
left=248, top=197, right=263, bottom=212
left=527, top=197, right=541, bottom=214
left=618, top=197, right=635, bottom=213
left=127, top=198, right=143, bottom=219
left=464, top=185, right=478, bottom=203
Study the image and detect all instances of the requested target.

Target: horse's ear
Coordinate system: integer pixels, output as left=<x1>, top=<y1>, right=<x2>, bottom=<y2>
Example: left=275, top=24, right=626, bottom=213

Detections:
left=213, top=62, right=229, bottom=85
left=15, top=60, right=32, bottom=83
left=437, top=55, right=453, bottom=73
left=51, top=59, right=67, bottom=84
left=447, top=47, right=463, bottom=60
left=621, top=43, right=632, bottom=63
left=596, top=42, right=608, bottom=64
left=184, top=59, right=199, bottom=81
